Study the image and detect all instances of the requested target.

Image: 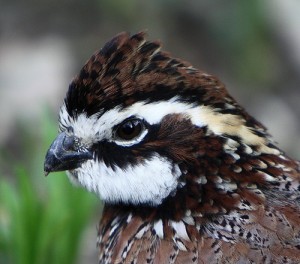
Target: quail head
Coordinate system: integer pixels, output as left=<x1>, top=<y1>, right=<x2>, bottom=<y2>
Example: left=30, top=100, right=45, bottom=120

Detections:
left=44, top=32, right=300, bottom=264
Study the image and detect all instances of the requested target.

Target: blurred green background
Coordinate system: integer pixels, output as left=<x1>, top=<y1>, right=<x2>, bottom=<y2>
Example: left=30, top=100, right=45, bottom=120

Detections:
left=0, top=0, right=299, bottom=263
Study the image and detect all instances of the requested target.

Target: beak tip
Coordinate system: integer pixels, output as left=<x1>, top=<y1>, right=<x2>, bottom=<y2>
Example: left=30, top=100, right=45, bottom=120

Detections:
left=44, top=162, right=51, bottom=176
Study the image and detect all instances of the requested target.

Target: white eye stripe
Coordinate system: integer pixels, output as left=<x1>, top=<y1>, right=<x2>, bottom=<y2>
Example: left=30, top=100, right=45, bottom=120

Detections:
left=59, top=97, right=278, bottom=155
left=109, top=97, right=202, bottom=126
left=58, top=97, right=202, bottom=145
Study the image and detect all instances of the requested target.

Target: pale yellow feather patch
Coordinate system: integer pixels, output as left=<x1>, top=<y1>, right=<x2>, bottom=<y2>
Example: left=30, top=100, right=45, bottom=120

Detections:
left=198, top=106, right=280, bottom=155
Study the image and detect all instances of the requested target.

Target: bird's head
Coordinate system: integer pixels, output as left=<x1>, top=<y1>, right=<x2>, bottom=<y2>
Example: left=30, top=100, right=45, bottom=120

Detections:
left=44, top=32, right=280, bottom=209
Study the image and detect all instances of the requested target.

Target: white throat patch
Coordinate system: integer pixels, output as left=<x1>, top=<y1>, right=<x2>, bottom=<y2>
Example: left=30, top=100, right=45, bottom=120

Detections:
left=67, top=154, right=182, bottom=205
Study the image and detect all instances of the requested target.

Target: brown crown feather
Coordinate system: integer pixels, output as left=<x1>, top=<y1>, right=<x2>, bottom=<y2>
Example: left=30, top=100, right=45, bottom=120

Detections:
left=66, top=32, right=247, bottom=120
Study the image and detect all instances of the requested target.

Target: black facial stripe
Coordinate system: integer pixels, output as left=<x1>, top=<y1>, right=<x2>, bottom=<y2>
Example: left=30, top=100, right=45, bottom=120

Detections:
left=92, top=121, right=168, bottom=170
left=94, top=140, right=156, bottom=170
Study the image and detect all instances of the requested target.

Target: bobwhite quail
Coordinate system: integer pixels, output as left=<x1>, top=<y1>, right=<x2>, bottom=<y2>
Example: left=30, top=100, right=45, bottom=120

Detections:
left=45, top=32, right=300, bottom=263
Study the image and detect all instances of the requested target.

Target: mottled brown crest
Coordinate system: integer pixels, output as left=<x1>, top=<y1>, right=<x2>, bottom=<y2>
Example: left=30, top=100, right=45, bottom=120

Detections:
left=64, top=31, right=239, bottom=119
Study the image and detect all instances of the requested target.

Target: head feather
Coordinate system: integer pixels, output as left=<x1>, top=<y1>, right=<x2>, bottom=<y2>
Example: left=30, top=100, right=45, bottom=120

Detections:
left=65, top=31, right=230, bottom=119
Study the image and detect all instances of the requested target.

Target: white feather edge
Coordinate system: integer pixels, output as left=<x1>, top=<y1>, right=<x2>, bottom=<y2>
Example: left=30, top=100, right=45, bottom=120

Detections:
left=153, top=220, right=164, bottom=239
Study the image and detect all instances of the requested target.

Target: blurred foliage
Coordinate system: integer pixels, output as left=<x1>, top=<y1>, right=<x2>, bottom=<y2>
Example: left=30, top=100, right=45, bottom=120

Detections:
left=208, top=1, right=276, bottom=84
left=0, top=111, right=99, bottom=264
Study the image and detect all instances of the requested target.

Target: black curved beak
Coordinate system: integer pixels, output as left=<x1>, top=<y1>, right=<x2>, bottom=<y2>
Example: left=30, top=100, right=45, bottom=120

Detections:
left=44, top=132, right=93, bottom=176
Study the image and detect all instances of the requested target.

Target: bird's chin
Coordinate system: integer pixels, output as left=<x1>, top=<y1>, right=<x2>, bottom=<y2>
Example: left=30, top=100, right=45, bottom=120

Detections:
left=66, top=170, right=81, bottom=186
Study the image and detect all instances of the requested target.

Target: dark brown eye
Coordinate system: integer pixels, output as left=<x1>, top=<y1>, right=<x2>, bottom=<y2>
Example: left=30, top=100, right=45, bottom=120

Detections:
left=116, top=119, right=144, bottom=140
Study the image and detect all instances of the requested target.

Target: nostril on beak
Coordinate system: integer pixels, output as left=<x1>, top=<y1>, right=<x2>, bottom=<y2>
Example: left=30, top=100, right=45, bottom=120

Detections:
left=63, top=134, right=76, bottom=151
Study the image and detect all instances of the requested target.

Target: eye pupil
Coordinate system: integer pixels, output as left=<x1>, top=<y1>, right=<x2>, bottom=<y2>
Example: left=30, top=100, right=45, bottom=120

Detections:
left=116, top=119, right=143, bottom=140
left=122, top=122, right=136, bottom=135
